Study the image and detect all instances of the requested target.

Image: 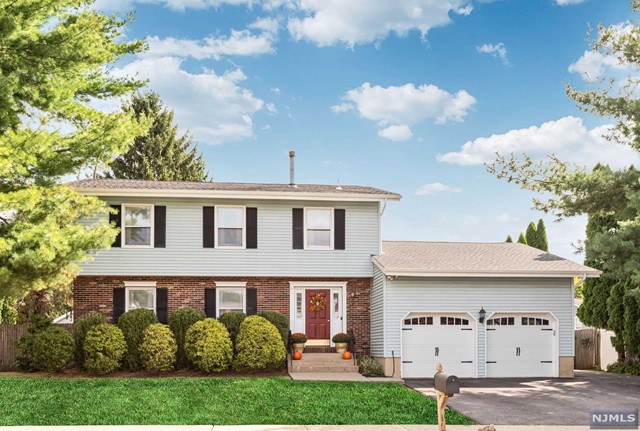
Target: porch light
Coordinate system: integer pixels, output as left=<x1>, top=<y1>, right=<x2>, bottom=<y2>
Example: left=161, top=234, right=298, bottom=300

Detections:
left=479, top=307, right=486, bottom=324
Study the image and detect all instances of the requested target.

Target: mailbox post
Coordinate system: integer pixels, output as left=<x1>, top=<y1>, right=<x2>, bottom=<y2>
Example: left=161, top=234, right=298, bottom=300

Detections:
left=433, top=363, right=460, bottom=431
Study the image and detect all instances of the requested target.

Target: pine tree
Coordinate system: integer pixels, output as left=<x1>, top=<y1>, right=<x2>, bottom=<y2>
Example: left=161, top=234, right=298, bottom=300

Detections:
left=623, top=288, right=640, bottom=359
left=608, top=280, right=627, bottom=360
left=525, top=222, right=538, bottom=248
left=536, top=219, right=549, bottom=252
left=108, top=91, right=210, bottom=181
left=517, top=232, right=527, bottom=244
left=505, top=235, right=513, bottom=243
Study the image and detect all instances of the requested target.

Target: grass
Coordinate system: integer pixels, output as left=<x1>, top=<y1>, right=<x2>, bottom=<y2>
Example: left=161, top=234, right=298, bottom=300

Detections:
left=0, top=376, right=473, bottom=426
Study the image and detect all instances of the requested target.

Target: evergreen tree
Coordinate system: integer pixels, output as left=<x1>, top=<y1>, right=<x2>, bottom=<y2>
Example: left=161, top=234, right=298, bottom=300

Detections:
left=517, top=232, right=527, bottom=244
left=108, top=92, right=209, bottom=181
left=535, top=219, right=549, bottom=252
left=623, top=288, right=640, bottom=359
left=525, top=222, right=538, bottom=248
left=505, top=235, right=513, bottom=243
left=608, top=280, right=627, bottom=360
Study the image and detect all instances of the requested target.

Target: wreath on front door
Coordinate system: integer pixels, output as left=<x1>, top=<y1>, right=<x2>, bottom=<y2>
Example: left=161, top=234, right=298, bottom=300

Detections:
left=308, top=293, right=327, bottom=312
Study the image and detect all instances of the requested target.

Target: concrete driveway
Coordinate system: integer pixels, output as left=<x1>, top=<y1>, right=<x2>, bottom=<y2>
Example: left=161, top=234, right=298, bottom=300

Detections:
left=405, top=371, right=640, bottom=426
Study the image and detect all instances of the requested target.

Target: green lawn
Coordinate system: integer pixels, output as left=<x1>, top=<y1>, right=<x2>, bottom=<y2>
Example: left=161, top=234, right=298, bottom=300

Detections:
left=0, top=376, right=473, bottom=426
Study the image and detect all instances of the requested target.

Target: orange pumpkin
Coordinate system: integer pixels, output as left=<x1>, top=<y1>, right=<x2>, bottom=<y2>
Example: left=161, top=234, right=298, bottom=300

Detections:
left=342, top=351, right=352, bottom=360
left=292, top=351, right=302, bottom=360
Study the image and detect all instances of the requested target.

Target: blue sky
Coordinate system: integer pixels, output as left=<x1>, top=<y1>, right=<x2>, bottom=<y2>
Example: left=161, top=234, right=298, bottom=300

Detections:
left=96, top=0, right=637, bottom=260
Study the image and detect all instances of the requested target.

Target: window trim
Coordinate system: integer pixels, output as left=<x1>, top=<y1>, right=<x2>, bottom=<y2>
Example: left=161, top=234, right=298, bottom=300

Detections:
left=121, top=203, right=155, bottom=249
left=214, top=205, right=246, bottom=249
left=124, top=282, right=157, bottom=313
left=303, top=207, right=334, bottom=250
left=216, top=282, right=247, bottom=317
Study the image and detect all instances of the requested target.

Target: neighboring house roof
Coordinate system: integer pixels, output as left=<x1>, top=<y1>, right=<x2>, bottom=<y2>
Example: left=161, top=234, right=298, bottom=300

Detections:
left=373, top=241, right=601, bottom=278
left=68, top=179, right=401, bottom=202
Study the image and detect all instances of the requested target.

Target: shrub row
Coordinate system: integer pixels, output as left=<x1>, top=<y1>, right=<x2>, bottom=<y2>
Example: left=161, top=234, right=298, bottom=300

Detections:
left=16, top=308, right=287, bottom=374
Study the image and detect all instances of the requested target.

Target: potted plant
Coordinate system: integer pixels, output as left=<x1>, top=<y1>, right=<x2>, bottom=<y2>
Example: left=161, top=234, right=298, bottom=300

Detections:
left=291, top=332, right=307, bottom=353
left=332, top=332, right=351, bottom=353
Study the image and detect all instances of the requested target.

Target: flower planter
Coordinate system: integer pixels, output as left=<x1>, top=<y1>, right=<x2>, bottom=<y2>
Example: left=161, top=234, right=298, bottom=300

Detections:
left=293, top=343, right=305, bottom=353
left=334, top=342, right=348, bottom=353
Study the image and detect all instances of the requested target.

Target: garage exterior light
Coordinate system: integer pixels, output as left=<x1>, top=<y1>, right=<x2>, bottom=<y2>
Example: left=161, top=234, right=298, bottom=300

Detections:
left=479, top=307, right=486, bottom=324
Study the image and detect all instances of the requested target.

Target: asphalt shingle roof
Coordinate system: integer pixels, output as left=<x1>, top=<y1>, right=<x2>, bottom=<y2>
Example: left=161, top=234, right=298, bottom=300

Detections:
left=374, top=241, right=600, bottom=277
left=68, top=178, right=400, bottom=198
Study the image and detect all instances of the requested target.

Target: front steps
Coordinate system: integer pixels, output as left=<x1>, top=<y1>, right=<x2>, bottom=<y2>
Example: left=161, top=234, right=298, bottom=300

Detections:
left=288, top=352, right=359, bottom=373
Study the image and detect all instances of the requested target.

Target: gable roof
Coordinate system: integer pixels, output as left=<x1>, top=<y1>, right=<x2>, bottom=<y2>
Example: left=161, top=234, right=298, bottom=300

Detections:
left=68, top=179, right=401, bottom=202
left=373, top=241, right=600, bottom=278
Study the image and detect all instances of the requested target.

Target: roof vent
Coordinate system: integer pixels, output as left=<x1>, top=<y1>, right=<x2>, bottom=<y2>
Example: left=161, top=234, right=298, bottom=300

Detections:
left=289, top=151, right=297, bottom=188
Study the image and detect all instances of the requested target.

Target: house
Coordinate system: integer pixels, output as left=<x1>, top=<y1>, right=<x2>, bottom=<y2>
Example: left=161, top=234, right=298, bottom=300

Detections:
left=69, top=156, right=599, bottom=379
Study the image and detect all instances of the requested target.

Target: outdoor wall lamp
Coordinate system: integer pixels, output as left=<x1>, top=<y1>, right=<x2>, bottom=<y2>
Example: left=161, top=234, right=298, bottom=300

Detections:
left=479, top=307, right=486, bottom=324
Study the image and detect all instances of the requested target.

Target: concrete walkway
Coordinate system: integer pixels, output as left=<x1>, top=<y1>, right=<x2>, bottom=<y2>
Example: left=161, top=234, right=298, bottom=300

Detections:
left=288, top=372, right=403, bottom=383
left=0, top=426, right=595, bottom=431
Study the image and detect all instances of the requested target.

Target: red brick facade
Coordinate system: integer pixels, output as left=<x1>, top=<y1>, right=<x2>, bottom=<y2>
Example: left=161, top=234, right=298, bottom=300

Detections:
left=73, top=275, right=371, bottom=354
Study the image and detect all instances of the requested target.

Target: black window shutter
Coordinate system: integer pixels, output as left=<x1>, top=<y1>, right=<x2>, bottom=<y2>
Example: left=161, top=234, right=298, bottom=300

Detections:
left=246, top=207, right=258, bottom=249
left=203, top=207, right=215, bottom=248
left=109, top=205, right=122, bottom=247
left=246, top=288, right=258, bottom=316
left=156, top=288, right=168, bottom=323
left=154, top=206, right=166, bottom=248
left=334, top=209, right=346, bottom=250
left=113, top=288, right=125, bottom=324
left=292, top=208, right=304, bottom=249
left=204, top=288, right=217, bottom=317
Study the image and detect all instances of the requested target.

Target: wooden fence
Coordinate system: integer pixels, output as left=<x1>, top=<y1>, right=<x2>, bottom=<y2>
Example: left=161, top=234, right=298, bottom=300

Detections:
left=575, top=327, right=599, bottom=370
left=0, top=324, right=73, bottom=371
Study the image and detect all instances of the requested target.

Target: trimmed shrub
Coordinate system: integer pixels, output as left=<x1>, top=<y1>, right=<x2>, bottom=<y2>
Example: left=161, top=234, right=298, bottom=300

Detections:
left=118, top=308, right=158, bottom=370
left=256, top=311, right=289, bottom=345
left=73, top=312, right=107, bottom=366
left=15, top=325, right=74, bottom=372
left=608, top=360, right=640, bottom=375
left=140, top=324, right=177, bottom=372
left=168, top=307, right=205, bottom=368
left=357, top=355, right=384, bottom=376
left=234, top=315, right=286, bottom=371
left=84, top=324, right=127, bottom=375
left=184, top=318, right=233, bottom=373
left=219, top=312, right=246, bottom=344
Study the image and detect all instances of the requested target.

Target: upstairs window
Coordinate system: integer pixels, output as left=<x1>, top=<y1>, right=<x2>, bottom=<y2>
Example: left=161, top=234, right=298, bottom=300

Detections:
left=305, top=208, right=333, bottom=249
left=216, top=206, right=245, bottom=248
left=123, top=204, right=153, bottom=247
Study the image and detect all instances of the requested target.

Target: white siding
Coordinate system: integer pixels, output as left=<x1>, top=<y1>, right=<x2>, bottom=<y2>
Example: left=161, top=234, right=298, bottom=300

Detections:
left=384, top=277, right=574, bottom=377
left=80, top=197, right=380, bottom=277
left=371, top=265, right=386, bottom=357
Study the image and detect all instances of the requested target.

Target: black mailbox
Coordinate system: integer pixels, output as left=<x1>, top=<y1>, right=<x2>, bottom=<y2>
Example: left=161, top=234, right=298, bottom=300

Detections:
left=434, top=371, right=460, bottom=396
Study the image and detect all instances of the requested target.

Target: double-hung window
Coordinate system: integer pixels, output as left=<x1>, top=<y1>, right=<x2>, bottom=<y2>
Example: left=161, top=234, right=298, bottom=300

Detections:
left=216, top=206, right=245, bottom=248
left=123, top=204, right=154, bottom=247
left=305, top=208, right=333, bottom=249
left=216, top=284, right=246, bottom=316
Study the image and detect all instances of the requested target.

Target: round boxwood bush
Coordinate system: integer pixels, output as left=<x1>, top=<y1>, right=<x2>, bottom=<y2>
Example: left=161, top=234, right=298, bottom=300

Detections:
left=234, top=315, right=286, bottom=371
left=84, top=324, right=126, bottom=375
left=168, top=307, right=205, bottom=368
left=184, top=318, right=233, bottom=373
left=218, top=311, right=246, bottom=344
left=256, top=311, right=289, bottom=345
left=117, top=308, right=158, bottom=370
left=73, top=312, right=107, bottom=366
left=140, top=324, right=177, bottom=372
left=16, top=326, right=74, bottom=372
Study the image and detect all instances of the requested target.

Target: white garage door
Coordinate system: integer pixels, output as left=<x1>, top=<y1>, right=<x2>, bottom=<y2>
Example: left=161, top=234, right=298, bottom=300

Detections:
left=486, top=314, right=556, bottom=378
left=402, top=313, right=476, bottom=378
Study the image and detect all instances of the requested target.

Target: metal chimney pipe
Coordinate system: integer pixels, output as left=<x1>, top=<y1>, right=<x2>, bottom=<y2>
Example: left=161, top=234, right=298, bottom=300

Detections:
left=289, top=151, right=296, bottom=187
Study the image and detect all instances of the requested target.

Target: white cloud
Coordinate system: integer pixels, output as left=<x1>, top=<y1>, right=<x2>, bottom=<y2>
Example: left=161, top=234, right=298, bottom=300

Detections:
left=287, top=0, right=473, bottom=47
left=143, top=29, right=276, bottom=60
left=378, top=124, right=413, bottom=141
left=568, top=23, right=635, bottom=82
left=113, top=57, right=264, bottom=144
left=477, top=42, right=509, bottom=65
left=333, top=82, right=476, bottom=141
left=437, top=116, right=640, bottom=168
left=249, top=17, right=280, bottom=34
left=554, top=0, right=586, bottom=5
left=266, top=102, right=278, bottom=114
left=270, top=87, right=281, bottom=95
left=93, top=0, right=251, bottom=12
left=416, top=182, right=462, bottom=196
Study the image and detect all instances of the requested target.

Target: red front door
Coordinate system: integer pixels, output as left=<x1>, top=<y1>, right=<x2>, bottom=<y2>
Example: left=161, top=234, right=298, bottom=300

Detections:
left=305, top=289, right=330, bottom=340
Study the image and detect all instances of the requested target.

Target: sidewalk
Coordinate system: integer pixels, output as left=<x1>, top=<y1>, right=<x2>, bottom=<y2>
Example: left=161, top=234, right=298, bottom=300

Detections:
left=0, top=425, right=595, bottom=430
